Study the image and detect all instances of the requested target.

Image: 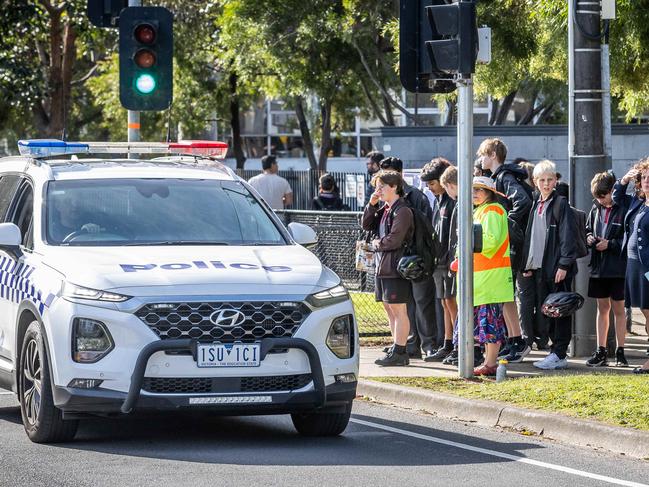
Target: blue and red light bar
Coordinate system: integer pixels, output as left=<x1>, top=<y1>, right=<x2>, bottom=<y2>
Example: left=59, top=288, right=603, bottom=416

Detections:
left=17, top=139, right=229, bottom=159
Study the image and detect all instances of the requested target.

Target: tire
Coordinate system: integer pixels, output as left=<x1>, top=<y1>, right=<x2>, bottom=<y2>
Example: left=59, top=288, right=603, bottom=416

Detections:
left=19, top=321, right=78, bottom=443
left=291, top=402, right=352, bottom=437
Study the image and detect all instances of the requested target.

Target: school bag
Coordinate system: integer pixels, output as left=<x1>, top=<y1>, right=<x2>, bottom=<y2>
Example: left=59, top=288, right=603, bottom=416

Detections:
left=552, top=195, right=589, bottom=259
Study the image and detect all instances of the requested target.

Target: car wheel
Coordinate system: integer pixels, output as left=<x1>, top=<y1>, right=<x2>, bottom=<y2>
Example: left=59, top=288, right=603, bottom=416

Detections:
left=19, top=320, right=78, bottom=443
left=291, top=402, right=352, bottom=437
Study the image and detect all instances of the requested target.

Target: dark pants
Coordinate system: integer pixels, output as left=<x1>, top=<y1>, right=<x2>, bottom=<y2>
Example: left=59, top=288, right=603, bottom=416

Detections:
left=523, top=270, right=573, bottom=358
left=518, top=270, right=542, bottom=346
left=406, top=276, right=437, bottom=353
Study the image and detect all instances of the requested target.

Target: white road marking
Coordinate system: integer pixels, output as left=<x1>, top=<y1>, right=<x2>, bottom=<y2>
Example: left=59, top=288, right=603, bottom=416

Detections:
left=0, top=392, right=14, bottom=395
left=351, top=418, right=648, bottom=487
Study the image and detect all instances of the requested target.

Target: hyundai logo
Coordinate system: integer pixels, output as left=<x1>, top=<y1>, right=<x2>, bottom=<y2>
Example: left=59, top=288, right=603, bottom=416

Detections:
left=209, top=309, right=246, bottom=328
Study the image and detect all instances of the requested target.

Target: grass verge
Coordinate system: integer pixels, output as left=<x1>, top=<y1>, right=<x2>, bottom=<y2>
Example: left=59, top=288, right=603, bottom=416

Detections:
left=372, top=374, right=649, bottom=431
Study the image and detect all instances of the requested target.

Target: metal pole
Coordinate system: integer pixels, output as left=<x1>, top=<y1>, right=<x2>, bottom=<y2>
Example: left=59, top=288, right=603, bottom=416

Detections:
left=602, top=42, right=612, bottom=168
left=128, top=0, right=141, bottom=147
left=570, top=0, right=606, bottom=356
left=457, top=77, right=474, bottom=378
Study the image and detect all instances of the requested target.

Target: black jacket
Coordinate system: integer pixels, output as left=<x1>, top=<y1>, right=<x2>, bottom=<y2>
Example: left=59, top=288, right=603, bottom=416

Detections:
left=403, top=183, right=434, bottom=222
left=613, top=180, right=649, bottom=268
left=586, top=199, right=628, bottom=278
left=521, top=191, right=577, bottom=282
left=434, top=192, right=455, bottom=267
left=361, top=198, right=414, bottom=278
left=492, top=163, right=533, bottom=230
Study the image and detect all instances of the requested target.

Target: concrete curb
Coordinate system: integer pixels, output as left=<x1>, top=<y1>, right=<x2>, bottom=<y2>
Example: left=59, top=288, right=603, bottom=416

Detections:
left=358, top=379, right=649, bottom=460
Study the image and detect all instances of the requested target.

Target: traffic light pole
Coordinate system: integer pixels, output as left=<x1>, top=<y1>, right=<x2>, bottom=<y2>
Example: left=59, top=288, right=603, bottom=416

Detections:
left=128, top=0, right=141, bottom=145
left=457, top=77, right=474, bottom=378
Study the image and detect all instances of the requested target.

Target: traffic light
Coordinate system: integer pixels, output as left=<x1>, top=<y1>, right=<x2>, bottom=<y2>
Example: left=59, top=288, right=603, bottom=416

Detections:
left=399, top=0, right=456, bottom=94
left=425, top=0, right=478, bottom=77
left=119, top=6, right=173, bottom=111
left=87, top=0, right=128, bottom=28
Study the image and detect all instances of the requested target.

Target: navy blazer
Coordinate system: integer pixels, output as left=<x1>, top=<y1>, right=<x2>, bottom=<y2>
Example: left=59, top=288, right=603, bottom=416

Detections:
left=613, top=180, right=649, bottom=268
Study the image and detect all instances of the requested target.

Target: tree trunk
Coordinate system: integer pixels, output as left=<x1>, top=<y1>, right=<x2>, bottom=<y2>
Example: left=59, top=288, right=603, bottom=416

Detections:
left=517, top=90, right=539, bottom=125
left=228, top=72, right=246, bottom=169
left=489, top=98, right=499, bottom=125
left=295, top=96, right=318, bottom=171
left=318, top=98, right=333, bottom=172
left=444, top=100, right=456, bottom=126
left=494, top=90, right=517, bottom=125
left=535, top=102, right=556, bottom=124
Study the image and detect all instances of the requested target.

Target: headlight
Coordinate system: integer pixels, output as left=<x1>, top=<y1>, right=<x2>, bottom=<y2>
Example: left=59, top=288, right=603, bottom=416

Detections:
left=326, top=314, right=354, bottom=359
left=72, top=318, right=114, bottom=363
left=63, top=282, right=131, bottom=302
left=307, top=284, right=349, bottom=308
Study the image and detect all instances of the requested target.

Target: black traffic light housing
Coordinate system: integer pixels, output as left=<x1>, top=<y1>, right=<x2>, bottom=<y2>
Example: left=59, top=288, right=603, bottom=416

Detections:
left=87, top=0, right=128, bottom=28
left=425, top=0, right=477, bottom=77
left=399, top=0, right=457, bottom=94
left=119, top=6, right=173, bottom=111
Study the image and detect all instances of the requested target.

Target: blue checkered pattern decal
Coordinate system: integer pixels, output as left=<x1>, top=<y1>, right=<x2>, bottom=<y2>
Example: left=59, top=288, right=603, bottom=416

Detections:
left=0, top=257, right=55, bottom=314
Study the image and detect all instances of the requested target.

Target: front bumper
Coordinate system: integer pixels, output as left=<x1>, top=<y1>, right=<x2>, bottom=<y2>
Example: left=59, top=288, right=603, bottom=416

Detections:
left=53, top=337, right=357, bottom=416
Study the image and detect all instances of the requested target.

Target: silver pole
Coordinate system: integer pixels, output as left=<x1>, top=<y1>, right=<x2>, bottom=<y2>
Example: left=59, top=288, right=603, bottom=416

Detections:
left=128, top=0, right=141, bottom=147
left=457, top=77, right=474, bottom=378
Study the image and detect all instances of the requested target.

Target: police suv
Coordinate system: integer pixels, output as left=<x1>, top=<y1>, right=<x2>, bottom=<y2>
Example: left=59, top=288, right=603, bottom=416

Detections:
left=0, top=140, right=358, bottom=442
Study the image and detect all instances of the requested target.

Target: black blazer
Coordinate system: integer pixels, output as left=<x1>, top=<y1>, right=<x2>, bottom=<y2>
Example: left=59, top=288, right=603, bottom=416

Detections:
left=613, top=180, right=649, bottom=268
left=521, top=191, right=577, bottom=282
left=586, top=199, right=628, bottom=278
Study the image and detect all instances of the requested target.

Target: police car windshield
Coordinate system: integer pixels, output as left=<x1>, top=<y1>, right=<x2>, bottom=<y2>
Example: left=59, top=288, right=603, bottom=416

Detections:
left=45, top=178, right=286, bottom=246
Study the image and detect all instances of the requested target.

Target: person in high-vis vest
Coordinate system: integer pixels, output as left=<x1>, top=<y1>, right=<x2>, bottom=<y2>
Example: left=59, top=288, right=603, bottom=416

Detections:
left=470, top=176, right=515, bottom=376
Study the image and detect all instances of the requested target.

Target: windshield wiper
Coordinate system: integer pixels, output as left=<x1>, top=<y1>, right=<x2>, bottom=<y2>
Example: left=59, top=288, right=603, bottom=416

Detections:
left=122, top=241, right=230, bottom=246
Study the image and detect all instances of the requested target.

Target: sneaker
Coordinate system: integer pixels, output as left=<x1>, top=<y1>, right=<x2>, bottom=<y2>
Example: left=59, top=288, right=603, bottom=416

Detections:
left=615, top=348, right=628, bottom=367
left=442, top=349, right=458, bottom=365
left=424, top=347, right=452, bottom=362
left=374, top=350, right=409, bottom=367
left=497, top=344, right=511, bottom=358
left=534, top=353, right=568, bottom=370
left=473, top=364, right=497, bottom=376
left=585, top=348, right=608, bottom=367
left=505, top=342, right=532, bottom=363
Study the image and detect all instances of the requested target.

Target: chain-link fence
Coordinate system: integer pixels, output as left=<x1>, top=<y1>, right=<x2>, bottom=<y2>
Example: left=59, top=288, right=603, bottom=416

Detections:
left=276, top=210, right=390, bottom=337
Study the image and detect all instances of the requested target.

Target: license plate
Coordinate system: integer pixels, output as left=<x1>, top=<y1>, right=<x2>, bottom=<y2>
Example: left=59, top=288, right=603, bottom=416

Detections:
left=196, top=343, right=261, bottom=368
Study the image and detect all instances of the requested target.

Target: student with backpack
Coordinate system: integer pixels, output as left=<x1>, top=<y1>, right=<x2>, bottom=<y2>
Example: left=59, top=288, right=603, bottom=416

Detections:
left=585, top=171, right=629, bottom=367
left=420, top=158, right=457, bottom=361
left=362, top=170, right=414, bottom=366
left=477, top=138, right=532, bottom=362
left=520, top=160, right=578, bottom=370
left=311, top=173, right=349, bottom=211
left=378, top=157, right=439, bottom=360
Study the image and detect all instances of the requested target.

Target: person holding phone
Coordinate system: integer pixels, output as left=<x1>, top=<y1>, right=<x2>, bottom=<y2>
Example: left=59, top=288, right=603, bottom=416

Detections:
left=614, top=160, right=649, bottom=374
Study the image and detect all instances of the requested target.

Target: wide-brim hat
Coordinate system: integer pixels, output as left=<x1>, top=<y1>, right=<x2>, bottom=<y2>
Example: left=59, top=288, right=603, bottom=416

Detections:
left=473, top=176, right=507, bottom=198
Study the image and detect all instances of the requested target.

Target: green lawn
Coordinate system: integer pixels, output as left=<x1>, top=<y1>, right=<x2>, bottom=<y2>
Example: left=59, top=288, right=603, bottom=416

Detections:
left=350, top=292, right=389, bottom=336
left=373, top=374, right=649, bottom=431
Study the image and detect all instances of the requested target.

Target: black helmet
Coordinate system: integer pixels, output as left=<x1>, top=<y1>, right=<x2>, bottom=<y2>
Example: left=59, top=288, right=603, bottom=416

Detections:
left=541, top=292, right=584, bottom=318
left=397, top=255, right=425, bottom=281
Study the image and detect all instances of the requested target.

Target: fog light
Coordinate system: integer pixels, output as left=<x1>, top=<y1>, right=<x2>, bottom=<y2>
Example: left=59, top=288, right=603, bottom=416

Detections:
left=72, top=318, right=114, bottom=363
left=334, top=373, right=356, bottom=383
left=67, top=378, right=103, bottom=389
left=326, top=314, right=353, bottom=359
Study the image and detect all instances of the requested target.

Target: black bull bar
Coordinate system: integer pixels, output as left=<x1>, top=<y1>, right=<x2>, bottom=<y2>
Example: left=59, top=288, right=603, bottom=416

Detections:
left=120, top=337, right=326, bottom=414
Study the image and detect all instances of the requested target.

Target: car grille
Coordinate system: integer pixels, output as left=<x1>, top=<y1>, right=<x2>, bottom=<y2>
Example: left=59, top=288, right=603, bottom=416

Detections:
left=141, top=374, right=313, bottom=394
left=135, top=301, right=311, bottom=342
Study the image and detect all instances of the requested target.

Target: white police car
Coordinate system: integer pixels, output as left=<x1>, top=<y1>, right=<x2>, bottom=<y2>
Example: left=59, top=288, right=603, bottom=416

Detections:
left=0, top=140, right=358, bottom=442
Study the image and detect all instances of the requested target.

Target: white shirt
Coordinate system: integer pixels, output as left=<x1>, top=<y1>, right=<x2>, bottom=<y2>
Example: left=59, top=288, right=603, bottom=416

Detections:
left=248, top=173, right=292, bottom=210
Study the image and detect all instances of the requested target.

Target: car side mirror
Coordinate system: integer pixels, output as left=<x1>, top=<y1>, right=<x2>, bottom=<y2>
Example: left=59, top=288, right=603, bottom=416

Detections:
left=0, top=223, right=23, bottom=260
left=288, top=222, right=318, bottom=247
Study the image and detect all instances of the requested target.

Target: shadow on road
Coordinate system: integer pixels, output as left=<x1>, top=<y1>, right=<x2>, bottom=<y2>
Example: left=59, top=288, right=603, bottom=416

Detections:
left=0, top=406, right=544, bottom=466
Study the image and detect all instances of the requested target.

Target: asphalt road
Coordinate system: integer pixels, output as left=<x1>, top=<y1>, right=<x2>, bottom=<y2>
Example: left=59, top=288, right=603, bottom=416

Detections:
left=1, top=391, right=648, bottom=487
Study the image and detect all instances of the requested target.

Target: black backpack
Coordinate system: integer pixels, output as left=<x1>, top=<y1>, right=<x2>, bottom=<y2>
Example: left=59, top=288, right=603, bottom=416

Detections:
left=552, top=196, right=589, bottom=259
left=389, top=202, right=442, bottom=281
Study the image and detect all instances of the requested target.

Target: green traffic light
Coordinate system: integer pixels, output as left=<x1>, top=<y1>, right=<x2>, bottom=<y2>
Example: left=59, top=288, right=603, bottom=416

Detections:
left=135, top=73, right=156, bottom=94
